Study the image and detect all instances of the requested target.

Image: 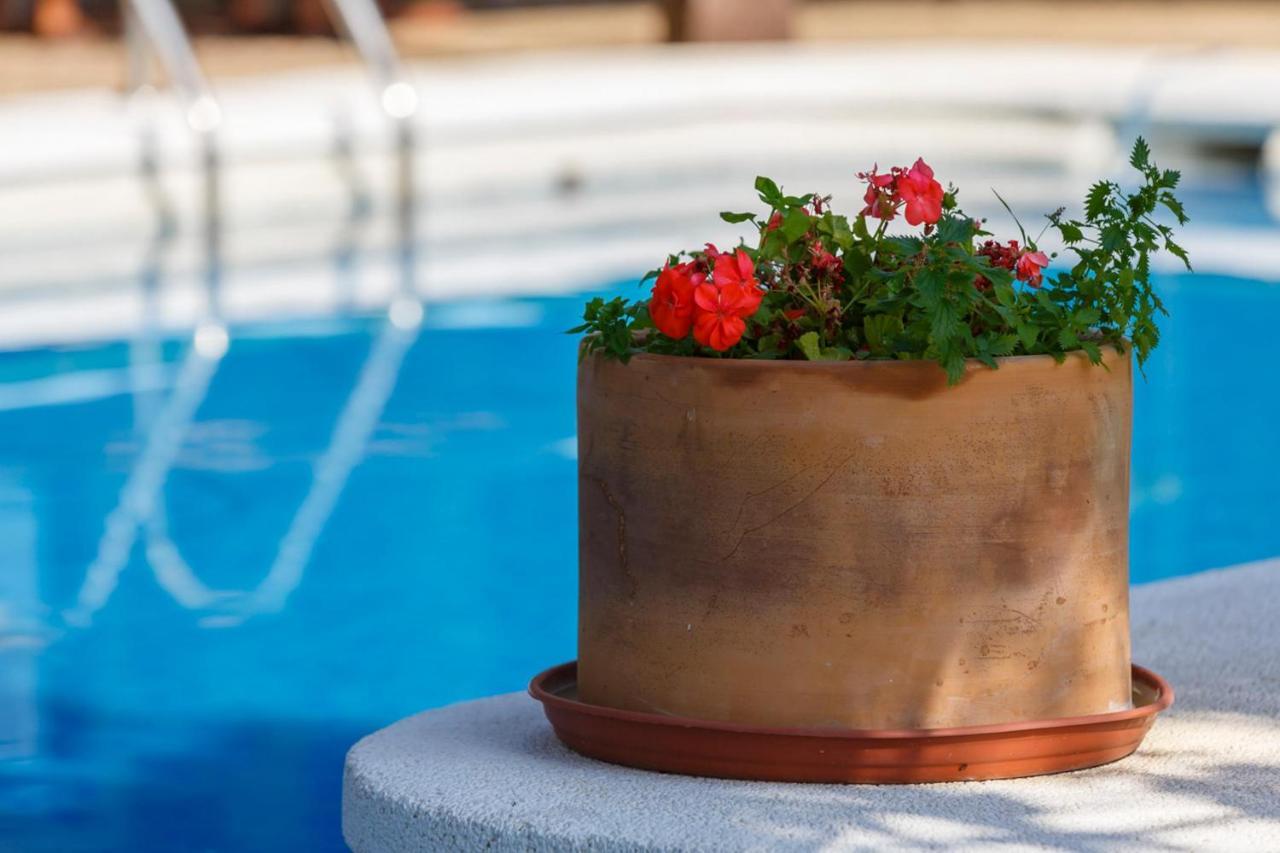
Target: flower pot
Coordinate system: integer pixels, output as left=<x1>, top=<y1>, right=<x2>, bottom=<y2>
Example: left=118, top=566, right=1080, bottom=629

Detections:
left=576, top=349, right=1132, bottom=729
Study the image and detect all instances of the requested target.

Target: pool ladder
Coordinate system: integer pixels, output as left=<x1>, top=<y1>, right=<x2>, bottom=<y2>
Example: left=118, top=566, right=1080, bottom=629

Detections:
left=65, top=0, right=427, bottom=627
left=122, top=0, right=419, bottom=244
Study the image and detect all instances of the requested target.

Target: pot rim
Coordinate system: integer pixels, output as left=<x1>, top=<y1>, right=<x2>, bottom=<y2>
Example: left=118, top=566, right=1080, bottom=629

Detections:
left=597, top=344, right=1124, bottom=372
left=529, top=660, right=1172, bottom=740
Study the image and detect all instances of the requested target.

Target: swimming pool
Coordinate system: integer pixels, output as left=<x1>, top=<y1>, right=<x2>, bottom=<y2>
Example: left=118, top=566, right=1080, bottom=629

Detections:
left=0, top=270, right=1278, bottom=851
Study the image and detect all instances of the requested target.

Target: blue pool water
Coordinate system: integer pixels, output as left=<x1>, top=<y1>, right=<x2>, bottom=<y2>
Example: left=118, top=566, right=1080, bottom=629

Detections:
left=0, top=272, right=1278, bottom=851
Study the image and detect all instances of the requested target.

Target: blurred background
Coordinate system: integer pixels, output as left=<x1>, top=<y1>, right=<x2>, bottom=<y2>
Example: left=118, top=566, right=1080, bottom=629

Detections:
left=2, top=1, right=1279, bottom=850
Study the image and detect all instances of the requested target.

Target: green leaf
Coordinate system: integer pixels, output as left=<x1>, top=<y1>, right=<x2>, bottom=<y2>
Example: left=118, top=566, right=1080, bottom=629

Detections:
left=843, top=248, right=871, bottom=280
left=1072, top=307, right=1101, bottom=327
left=941, top=347, right=967, bottom=385
left=796, top=331, right=851, bottom=361
left=1165, top=239, right=1192, bottom=270
left=914, top=268, right=946, bottom=305
left=934, top=215, right=976, bottom=245
left=755, top=176, right=782, bottom=205
left=828, top=215, right=854, bottom=249
left=852, top=213, right=871, bottom=241
left=990, top=334, right=1018, bottom=356
left=1101, top=224, right=1127, bottom=252
left=863, top=314, right=904, bottom=355
left=929, top=303, right=962, bottom=346
left=781, top=208, right=812, bottom=242
left=797, top=331, right=823, bottom=361
left=1086, top=181, right=1114, bottom=220
left=1159, top=192, right=1189, bottom=225
left=1129, top=136, right=1151, bottom=170
left=992, top=279, right=1017, bottom=307
left=719, top=211, right=756, bottom=224
left=1056, top=220, right=1085, bottom=244
left=884, top=236, right=923, bottom=256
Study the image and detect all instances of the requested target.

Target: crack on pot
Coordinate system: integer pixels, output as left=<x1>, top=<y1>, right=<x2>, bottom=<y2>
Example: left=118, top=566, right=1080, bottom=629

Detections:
left=722, top=458, right=812, bottom=534
left=594, top=477, right=636, bottom=599
left=719, top=452, right=856, bottom=562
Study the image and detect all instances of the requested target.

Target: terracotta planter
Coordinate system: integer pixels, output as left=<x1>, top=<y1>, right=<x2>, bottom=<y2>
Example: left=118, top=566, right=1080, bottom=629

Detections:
left=577, top=349, right=1132, bottom=729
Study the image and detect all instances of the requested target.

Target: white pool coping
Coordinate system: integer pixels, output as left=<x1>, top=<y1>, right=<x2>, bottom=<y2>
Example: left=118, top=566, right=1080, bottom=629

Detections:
left=1, top=42, right=1280, bottom=352
left=342, top=559, right=1280, bottom=852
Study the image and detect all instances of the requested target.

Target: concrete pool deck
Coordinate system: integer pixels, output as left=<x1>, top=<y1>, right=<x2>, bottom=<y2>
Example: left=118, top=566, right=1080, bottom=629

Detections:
left=343, top=559, right=1280, bottom=851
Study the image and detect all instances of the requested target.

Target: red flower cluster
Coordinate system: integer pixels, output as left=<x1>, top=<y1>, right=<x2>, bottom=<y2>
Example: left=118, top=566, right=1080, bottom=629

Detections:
left=857, top=158, right=945, bottom=226
left=808, top=243, right=843, bottom=279
left=975, top=240, right=1051, bottom=290
left=649, top=248, right=763, bottom=351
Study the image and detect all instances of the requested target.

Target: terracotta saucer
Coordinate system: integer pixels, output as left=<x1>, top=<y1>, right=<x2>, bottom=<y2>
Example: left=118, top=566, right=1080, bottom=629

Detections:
left=529, top=661, right=1173, bottom=783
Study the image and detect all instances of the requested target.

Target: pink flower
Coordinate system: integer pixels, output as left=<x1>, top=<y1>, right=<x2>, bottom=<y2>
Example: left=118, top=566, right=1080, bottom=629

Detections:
left=857, top=166, right=895, bottom=189
left=1015, top=250, right=1050, bottom=288
left=857, top=165, right=899, bottom=221
left=861, top=184, right=897, bottom=221
left=895, top=158, right=944, bottom=226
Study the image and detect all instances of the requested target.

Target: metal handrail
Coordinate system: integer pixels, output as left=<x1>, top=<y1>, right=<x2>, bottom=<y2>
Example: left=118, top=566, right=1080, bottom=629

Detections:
left=122, top=0, right=416, bottom=287
left=122, top=0, right=222, bottom=307
left=321, top=0, right=419, bottom=276
left=123, top=0, right=220, bottom=132
left=321, top=0, right=418, bottom=121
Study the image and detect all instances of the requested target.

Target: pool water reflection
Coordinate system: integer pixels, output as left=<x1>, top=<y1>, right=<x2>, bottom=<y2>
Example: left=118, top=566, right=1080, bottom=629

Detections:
left=0, top=272, right=1277, bottom=850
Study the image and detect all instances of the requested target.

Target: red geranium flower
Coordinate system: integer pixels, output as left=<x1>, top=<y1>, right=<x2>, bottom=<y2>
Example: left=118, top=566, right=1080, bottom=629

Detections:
left=648, top=262, right=701, bottom=340
left=896, top=158, right=944, bottom=226
left=975, top=240, right=1050, bottom=290
left=1015, top=250, right=1050, bottom=288
left=693, top=281, right=753, bottom=351
left=977, top=239, right=1019, bottom=271
left=712, top=248, right=763, bottom=315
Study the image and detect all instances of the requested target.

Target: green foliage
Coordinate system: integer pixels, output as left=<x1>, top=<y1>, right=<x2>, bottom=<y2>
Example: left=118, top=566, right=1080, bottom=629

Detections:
left=571, top=138, right=1188, bottom=384
left=1046, top=137, right=1190, bottom=369
left=568, top=297, right=642, bottom=362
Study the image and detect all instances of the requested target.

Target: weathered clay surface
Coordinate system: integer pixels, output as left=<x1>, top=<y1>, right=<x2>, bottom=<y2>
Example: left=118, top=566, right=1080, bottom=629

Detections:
left=577, top=350, right=1132, bottom=728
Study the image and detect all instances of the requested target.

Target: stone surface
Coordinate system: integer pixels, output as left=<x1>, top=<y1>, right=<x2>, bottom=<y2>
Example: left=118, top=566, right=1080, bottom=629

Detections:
left=343, top=560, right=1280, bottom=852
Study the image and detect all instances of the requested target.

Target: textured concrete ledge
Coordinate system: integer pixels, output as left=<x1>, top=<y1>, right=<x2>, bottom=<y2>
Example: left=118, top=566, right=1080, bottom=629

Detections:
left=343, top=560, right=1280, bottom=852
